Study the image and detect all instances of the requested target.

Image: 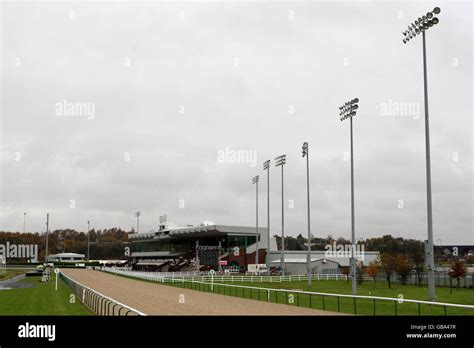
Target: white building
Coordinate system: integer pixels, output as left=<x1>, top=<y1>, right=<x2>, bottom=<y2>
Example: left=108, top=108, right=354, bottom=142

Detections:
left=46, top=253, right=85, bottom=262
left=268, top=248, right=380, bottom=275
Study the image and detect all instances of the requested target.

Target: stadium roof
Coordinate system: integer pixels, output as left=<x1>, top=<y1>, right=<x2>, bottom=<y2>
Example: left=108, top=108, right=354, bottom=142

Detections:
left=47, top=253, right=85, bottom=258
left=129, top=225, right=267, bottom=240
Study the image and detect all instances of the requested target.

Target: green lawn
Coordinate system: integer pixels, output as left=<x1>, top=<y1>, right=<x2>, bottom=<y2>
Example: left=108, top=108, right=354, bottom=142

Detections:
left=164, top=278, right=474, bottom=316
left=0, top=275, right=93, bottom=315
left=0, top=270, right=28, bottom=281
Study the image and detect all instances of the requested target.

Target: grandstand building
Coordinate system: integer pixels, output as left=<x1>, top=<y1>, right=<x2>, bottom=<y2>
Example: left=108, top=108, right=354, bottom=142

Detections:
left=128, top=217, right=380, bottom=274
left=128, top=222, right=271, bottom=272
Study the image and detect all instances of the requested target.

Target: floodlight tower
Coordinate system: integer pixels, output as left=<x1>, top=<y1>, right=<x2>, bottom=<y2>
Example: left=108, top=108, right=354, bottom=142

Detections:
left=275, top=154, right=286, bottom=276
left=23, top=212, right=26, bottom=233
left=401, top=6, right=441, bottom=302
left=45, top=213, right=49, bottom=262
left=135, top=212, right=141, bottom=234
left=87, top=220, right=90, bottom=261
left=252, top=175, right=260, bottom=266
left=302, top=142, right=312, bottom=286
left=263, top=160, right=271, bottom=273
left=338, top=98, right=359, bottom=296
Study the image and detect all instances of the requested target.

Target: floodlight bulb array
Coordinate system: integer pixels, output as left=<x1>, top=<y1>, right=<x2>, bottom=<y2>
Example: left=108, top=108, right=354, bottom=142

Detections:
left=275, top=154, right=286, bottom=167
left=339, top=98, right=359, bottom=121
left=302, top=142, right=308, bottom=157
left=402, top=7, right=441, bottom=44
left=263, top=160, right=270, bottom=170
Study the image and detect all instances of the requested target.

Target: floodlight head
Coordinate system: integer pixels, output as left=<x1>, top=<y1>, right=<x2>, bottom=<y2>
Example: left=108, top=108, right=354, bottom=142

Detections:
left=275, top=154, right=286, bottom=167
left=135, top=212, right=141, bottom=217
left=302, top=142, right=308, bottom=157
left=252, top=175, right=259, bottom=184
left=403, top=7, right=441, bottom=44
left=263, top=160, right=270, bottom=170
left=339, top=98, right=359, bottom=121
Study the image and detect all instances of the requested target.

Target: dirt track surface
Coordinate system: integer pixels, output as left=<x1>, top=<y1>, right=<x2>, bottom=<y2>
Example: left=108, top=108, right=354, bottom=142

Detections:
left=61, top=269, right=344, bottom=316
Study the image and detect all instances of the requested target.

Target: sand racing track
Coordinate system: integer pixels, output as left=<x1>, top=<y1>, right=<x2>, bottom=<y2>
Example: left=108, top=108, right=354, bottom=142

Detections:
left=61, top=269, right=345, bottom=315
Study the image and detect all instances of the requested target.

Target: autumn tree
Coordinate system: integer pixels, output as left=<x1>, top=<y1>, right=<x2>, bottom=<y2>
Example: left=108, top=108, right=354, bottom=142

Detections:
left=380, top=253, right=396, bottom=288
left=366, top=259, right=381, bottom=282
left=448, top=259, right=467, bottom=292
left=395, top=254, right=412, bottom=285
left=464, top=255, right=474, bottom=265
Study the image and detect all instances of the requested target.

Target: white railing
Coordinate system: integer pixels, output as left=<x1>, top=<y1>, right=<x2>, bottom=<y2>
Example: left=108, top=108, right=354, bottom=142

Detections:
left=187, top=280, right=474, bottom=312
left=60, top=270, right=146, bottom=316
left=103, top=267, right=346, bottom=283
left=103, top=268, right=474, bottom=288
left=102, top=268, right=474, bottom=315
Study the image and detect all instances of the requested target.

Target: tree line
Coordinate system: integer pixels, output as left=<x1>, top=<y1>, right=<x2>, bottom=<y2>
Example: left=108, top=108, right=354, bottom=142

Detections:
left=0, top=228, right=131, bottom=261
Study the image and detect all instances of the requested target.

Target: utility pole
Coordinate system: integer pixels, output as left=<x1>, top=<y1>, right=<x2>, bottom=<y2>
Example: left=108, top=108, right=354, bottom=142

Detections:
left=135, top=212, right=141, bottom=234
left=45, top=213, right=49, bottom=262
left=87, top=220, right=90, bottom=261
left=275, top=155, right=286, bottom=276
left=252, top=175, right=260, bottom=266
left=263, top=160, right=271, bottom=273
left=302, top=142, right=312, bottom=286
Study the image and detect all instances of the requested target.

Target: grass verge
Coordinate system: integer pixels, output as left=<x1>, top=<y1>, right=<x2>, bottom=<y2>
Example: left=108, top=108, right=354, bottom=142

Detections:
left=0, top=275, right=93, bottom=315
left=0, top=270, right=28, bottom=281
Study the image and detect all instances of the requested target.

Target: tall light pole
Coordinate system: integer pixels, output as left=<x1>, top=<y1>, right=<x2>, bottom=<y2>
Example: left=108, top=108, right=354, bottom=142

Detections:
left=23, top=212, right=26, bottom=233
left=302, top=142, right=312, bottom=287
left=45, top=213, right=49, bottom=262
left=252, top=175, right=260, bottom=266
left=135, top=212, right=141, bottom=234
left=275, top=154, right=286, bottom=276
left=338, top=97, right=359, bottom=296
left=87, top=220, right=90, bottom=261
left=263, top=160, right=271, bottom=273
left=402, top=7, right=441, bottom=302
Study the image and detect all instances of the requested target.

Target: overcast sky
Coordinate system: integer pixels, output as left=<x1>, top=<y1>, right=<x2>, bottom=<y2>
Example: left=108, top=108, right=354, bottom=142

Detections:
left=0, top=0, right=472, bottom=245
